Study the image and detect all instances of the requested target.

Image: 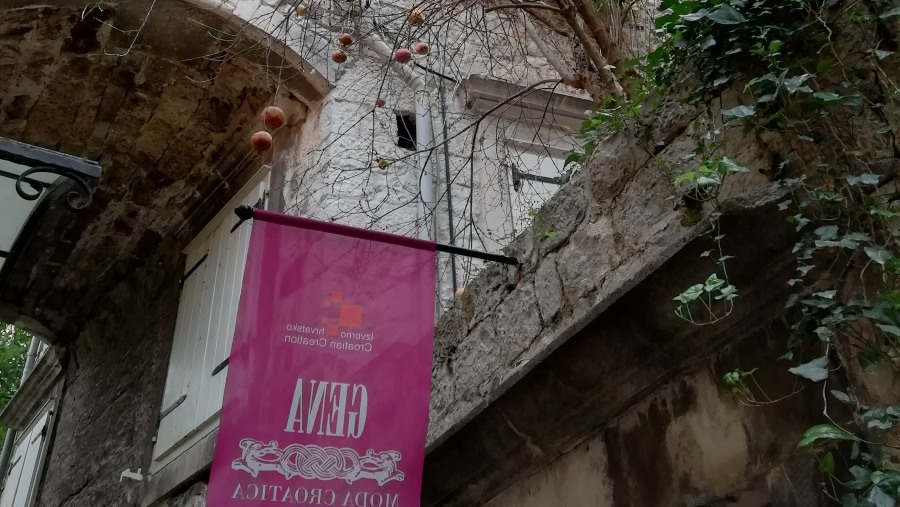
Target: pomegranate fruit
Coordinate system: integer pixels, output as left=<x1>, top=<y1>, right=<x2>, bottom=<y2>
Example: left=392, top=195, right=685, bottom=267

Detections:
left=408, top=8, right=425, bottom=26
left=260, top=106, right=286, bottom=130
left=414, top=42, right=429, bottom=55
left=375, top=98, right=386, bottom=107
left=337, top=33, right=353, bottom=46
left=295, top=4, right=308, bottom=16
left=251, top=131, right=273, bottom=152
left=394, top=47, right=412, bottom=63
left=332, top=49, right=348, bottom=63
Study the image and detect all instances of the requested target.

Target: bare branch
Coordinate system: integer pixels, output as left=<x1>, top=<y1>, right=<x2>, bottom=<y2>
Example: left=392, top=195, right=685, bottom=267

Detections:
left=484, top=2, right=562, bottom=14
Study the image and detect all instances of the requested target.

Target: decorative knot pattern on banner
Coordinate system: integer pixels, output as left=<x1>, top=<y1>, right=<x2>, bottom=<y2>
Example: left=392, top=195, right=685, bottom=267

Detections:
left=232, top=438, right=406, bottom=487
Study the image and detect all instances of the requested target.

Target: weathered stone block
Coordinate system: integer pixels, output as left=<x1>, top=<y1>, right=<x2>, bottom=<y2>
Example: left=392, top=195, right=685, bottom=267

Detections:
left=534, top=254, right=563, bottom=323
left=532, top=174, right=586, bottom=255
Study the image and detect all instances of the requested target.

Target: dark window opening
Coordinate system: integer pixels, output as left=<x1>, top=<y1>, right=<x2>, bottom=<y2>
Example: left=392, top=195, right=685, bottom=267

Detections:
left=396, top=114, right=416, bottom=151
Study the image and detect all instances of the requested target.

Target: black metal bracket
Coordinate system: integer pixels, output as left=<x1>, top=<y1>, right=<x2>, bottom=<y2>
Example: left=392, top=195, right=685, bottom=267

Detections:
left=211, top=357, right=229, bottom=377
left=178, top=253, right=208, bottom=286
left=231, top=206, right=519, bottom=266
left=230, top=197, right=263, bottom=233
left=0, top=137, right=101, bottom=211
left=510, top=163, right=563, bottom=192
left=157, top=394, right=187, bottom=424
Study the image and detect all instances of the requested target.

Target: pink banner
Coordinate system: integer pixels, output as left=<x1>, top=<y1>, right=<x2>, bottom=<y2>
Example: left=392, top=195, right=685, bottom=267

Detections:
left=208, top=210, right=436, bottom=507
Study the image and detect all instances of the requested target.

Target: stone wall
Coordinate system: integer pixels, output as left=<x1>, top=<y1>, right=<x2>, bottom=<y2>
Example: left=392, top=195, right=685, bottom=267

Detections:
left=36, top=237, right=181, bottom=507
left=484, top=335, right=827, bottom=507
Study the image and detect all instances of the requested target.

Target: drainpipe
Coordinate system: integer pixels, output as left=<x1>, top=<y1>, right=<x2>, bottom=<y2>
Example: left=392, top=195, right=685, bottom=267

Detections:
left=361, top=35, right=435, bottom=241
left=0, top=336, right=42, bottom=486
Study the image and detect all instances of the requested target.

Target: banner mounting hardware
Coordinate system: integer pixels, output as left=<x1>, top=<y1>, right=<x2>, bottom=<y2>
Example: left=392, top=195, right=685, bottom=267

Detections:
left=231, top=205, right=519, bottom=265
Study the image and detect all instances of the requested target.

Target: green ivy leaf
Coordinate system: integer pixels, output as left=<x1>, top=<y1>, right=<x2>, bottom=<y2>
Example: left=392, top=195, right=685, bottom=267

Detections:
left=813, top=91, right=842, bottom=103
left=866, top=486, right=895, bottom=507
left=864, top=246, right=894, bottom=265
left=674, top=171, right=697, bottom=187
left=819, top=451, right=836, bottom=474
left=696, top=175, right=722, bottom=186
left=715, top=284, right=738, bottom=301
left=784, top=74, right=813, bottom=94
left=789, top=356, right=830, bottom=381
left=564, top=152, right=584, bottom=169
left=680, top=9, right=711, bottom=22
left=876, top=324, right=900, bottom=337
left=704, top=273, right=726, bottom=292
left=721, top=156, right=749, bottom=172
left=797, top=424, right=859, bottom=447
left=723, top=105, right=756, bottom=118
left=675, top=283, right=704, bottom=303
left=846, top=173, right=881, bottom=186
left=841, top=94, right=864, bottom=107
left=814, top=326, right=834, bottom=341
left=879, top=7, right=900, bottom=20
left=785, top=293, right=801, bottom=308
left=707, top=4, right=746, bottom=24
left=814, top=225, right=839, bottom=240
left=847, top=465, right=872, bottom=489
left=831, top=390, right=852, bottom=403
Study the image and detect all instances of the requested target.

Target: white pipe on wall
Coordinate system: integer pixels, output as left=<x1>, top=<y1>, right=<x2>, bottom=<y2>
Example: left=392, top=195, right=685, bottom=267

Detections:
left=361, top=35, right=436, bottom=241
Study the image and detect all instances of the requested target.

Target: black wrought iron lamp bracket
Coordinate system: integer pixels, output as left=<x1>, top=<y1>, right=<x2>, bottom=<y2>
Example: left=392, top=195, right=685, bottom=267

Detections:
left=0, top=137, right=101, bottom=212
left=13, top=165, right=94, bottom=211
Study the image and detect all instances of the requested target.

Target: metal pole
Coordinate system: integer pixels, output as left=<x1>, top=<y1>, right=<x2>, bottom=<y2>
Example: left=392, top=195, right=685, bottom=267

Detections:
left=233, top=205, right=518, bottom=265
left=438, top=81, right=458, bottom=293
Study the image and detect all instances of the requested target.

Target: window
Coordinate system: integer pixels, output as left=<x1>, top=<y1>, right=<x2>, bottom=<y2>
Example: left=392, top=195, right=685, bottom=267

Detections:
left=150, top=170, right=269, bottom=472
left=505, top=147, right=565, bottom=234
left=396, top=114, right=416, bottom=151
left=0, top=403, right=52, bottom=507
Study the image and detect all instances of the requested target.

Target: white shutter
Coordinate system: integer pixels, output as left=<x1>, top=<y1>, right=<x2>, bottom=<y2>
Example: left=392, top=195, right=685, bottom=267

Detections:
left=152, top=171, right=269, bottom=466
left=508, top=149, right=562, bottom=232
left=0, top=411, right=50, bottom=507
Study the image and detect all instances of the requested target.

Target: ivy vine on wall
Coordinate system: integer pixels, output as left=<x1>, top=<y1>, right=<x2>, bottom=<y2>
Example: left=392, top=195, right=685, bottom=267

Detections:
left=570, top=0, right=899, bottom=504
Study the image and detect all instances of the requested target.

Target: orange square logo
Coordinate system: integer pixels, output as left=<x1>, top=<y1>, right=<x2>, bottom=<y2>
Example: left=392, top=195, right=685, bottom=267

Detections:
left=339, top=304, right=362, bottom=327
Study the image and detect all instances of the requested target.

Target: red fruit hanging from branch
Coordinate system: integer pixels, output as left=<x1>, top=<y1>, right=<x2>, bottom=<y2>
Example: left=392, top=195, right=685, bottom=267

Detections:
left=375, top=98, right=386, bottom=108
left=414, top=42, right=429, bottom=55
left=394, top=48, right=412, bottom=63
left=337, top=33, right=353, bottom=46
left=251, top=131, right=273, bottom=152
left=260, top=106, right=286, bottom=130
left=408, top=8, right=425, bottom=26
left=332, top=49, right=348, bottom=63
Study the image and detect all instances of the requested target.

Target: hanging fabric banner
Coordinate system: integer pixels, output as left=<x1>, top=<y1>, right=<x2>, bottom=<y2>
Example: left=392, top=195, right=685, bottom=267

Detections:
left=208, top=209, right=436, bottom=507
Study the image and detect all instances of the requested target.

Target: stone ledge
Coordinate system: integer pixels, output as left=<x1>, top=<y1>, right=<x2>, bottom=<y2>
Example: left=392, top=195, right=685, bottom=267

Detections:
left=423, top=190, right=799, bottom=505
left=457, top=74, right=593, bottom=128
left=141, top=425, right=218, bottom=507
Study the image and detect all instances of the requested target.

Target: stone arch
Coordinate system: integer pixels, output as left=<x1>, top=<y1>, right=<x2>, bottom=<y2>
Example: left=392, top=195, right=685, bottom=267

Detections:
left=0, top=0, right=326, bottom=342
